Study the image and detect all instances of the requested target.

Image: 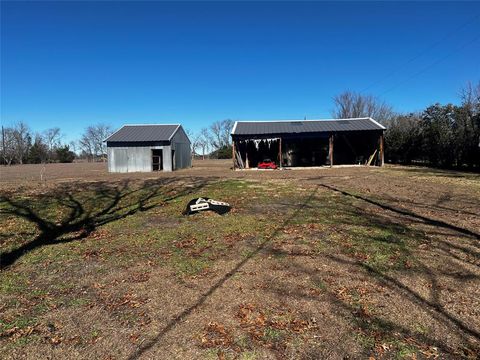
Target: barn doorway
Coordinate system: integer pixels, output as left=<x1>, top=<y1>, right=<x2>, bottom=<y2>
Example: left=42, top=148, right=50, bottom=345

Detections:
left=282, top=137, right=329, bottom=167
left=152, top=149, right=163, bottom=171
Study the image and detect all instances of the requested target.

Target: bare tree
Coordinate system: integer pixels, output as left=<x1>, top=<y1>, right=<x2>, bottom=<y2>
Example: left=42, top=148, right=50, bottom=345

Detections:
left=92, top=124, right=111, bottom=160
left=459, top=81, right=480, bottom=115
left=79, top=124, right=111, bottom=162
left=189, top=132, right=200, bottom=158
left=69, top=140, right=78, bottom=155
left=1, top=126, right=16, bottom=165
left=184, top=128, right=200, bottom=164
left=456, top=81, right=480, bottom=167
left=79, top=133, right=94, bottom=162
left=332, top=91, right=395, bottom=124
left=43, top=127, right=62, bottom=162
left=199, top=128, right=210, bottom=160
left=209, top=119, right=234, bottom=151
left=11, top=122, right=32, bottom=164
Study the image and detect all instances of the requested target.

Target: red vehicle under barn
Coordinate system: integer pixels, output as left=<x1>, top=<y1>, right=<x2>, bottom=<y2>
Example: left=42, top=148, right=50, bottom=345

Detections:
left=257, top=159, right=278, bottom=169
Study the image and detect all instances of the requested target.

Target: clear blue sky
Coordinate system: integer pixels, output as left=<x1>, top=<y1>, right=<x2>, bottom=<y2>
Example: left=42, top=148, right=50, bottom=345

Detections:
left=1, top=1, right=479, bottom=143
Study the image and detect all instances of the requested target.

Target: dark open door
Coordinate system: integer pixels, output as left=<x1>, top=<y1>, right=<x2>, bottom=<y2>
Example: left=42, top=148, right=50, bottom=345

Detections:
left=152, top=149, right=163, bottom=171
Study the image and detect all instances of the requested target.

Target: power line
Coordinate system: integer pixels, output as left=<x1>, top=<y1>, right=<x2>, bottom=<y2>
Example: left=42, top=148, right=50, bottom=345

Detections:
left=360, top=13, right=480, bottom=94
left=378, top=33, right=480, bottom=97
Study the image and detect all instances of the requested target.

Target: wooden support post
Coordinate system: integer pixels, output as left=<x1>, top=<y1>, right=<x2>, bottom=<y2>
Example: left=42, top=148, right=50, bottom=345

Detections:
left=232, top=140, right=236, bottom=170
left=329, top=134, right=334, bottom=167
left=278, top=137, right=283, bottom=168
left=379, top=133, right=384, bottom=167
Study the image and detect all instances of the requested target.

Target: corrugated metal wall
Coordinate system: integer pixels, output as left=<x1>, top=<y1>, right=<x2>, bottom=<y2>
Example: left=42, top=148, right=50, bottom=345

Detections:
left=171, top=127, right=192, bottom=170
left=108, top=148, right=128, bottom=173
left=162, top=145, right=172, bottom=172
left=108, top=146, right=169, bottom=173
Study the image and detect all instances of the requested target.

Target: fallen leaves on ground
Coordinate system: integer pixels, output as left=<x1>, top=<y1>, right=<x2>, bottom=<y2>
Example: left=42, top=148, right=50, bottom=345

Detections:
left=235, top=303, right=317, bottom=349
left=0, top=325, right=38, bottom=341
left=199, top=322, right=235, bottom=349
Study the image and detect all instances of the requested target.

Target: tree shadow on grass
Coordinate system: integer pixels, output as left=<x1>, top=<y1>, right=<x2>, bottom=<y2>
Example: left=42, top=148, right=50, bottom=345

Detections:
left=118, top=176, right=478, bottom=359
left=376, top=190, right=480, bottom=218
left=261, top=195, right=480, bottom=357
left=387, top=166, right=480, bottom=180
left=314, top=182, right=480, bottom=268
left=126, top=180, right=480, bottom=358
left=318, top=183, right=480, bottom=241
left=0, top=177, right=211, bottom=270
left=125, top=186, right=320, bottom=360
left=265, top=264, right=473, bottom=358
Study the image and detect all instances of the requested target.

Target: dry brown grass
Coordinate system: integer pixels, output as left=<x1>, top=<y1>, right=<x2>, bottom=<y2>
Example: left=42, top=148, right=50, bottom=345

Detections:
left=1, top=161, right=479, bottom=359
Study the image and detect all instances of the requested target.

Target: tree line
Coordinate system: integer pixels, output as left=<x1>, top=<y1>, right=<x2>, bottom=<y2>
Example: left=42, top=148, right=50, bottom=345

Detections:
left=332, top=82, right=480, bottom=170
left=2, top=81, right=479, bottom=169
left=1, top=124, right=73, bottom=165
left=0, top=123, right=112, bottom=165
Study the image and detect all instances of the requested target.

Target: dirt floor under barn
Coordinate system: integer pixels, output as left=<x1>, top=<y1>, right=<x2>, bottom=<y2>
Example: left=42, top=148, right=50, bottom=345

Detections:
left=1, top=160, right=479, bottom=359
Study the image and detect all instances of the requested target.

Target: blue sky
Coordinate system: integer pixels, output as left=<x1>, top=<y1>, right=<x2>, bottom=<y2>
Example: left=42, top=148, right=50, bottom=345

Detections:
left=1, top=1, right=479, bottom=143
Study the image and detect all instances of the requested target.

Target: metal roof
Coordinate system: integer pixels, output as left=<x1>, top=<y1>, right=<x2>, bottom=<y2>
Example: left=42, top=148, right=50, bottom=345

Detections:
left=231, top=118, right=385, bottom=136
left=105, top=124, right=180, bottom=142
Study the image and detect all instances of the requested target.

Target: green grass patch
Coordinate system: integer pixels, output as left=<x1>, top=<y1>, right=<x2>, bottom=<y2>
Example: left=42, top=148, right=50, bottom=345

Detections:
left=263, top=327, right=285, bottom=342
left=0, top=272, right=29, bottom=295
left=67, top=297, right=90, bottom=307
left=238, top=351, right=259, bottom=360
left=0, top=315, right=37, bottom=333
left=171, top=251, right=212, bottom=276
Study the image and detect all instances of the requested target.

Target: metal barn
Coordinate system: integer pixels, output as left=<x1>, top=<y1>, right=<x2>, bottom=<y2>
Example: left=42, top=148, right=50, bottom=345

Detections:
left=105, top=124, right=191, bottom=173
left=231, top=118, right=385, bottom=169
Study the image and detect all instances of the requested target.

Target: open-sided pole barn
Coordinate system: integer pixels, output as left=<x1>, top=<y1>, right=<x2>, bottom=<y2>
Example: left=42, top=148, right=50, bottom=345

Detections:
left=231, top=118, right=385, bottom=169
left=105, top=124, right=191, bottom=173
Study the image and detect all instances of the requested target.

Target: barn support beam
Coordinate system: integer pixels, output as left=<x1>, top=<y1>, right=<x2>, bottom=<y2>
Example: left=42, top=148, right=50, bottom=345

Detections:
left=279, top=137, right=283, bottom=168
left=329, top=134, right=334, bottom=167
left=379, top=133, right=384, bottom=167
left=232, top=140, right=236, bottom=170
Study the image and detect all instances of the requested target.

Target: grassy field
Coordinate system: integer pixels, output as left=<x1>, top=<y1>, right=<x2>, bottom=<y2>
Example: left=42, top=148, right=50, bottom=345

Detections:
left=1, top=161, right=479, bottom=359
